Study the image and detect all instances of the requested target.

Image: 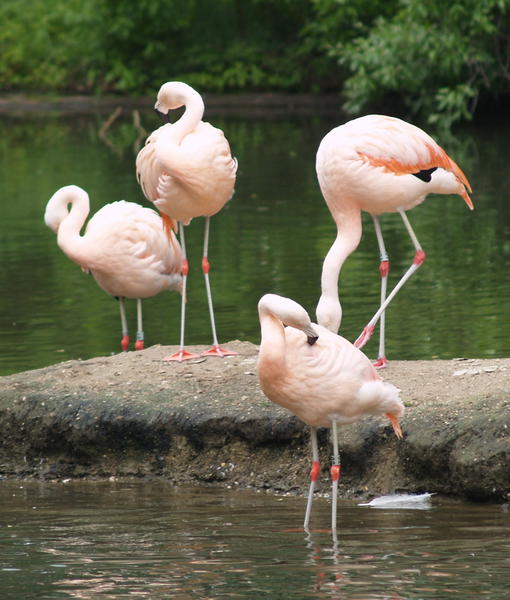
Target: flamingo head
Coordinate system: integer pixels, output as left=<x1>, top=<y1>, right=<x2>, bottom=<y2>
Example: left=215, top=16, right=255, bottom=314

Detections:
left=44, top=185, right=86, bottom=233
left=258, top=294, right=319, bottom=343
left=154, top=81, right=196, bottom=118
left=44, top=204, right=65, bottom=233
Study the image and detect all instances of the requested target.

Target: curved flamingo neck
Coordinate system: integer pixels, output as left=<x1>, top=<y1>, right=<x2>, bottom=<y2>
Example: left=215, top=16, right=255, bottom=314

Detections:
left=316, top=209, right=362, bottom=332
left=258, top=307, right=286, bottom=374
left=55, top=188, right=90, bottom=265
left=169, top=89, right=204, bottom=143
left=155, top=90, right=205, bottom=174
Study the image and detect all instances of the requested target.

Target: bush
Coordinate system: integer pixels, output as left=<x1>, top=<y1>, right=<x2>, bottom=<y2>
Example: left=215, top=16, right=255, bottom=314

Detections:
left=1, top=0, right=509, bottom=126
left=325, top=0, right=510, bottom=126
left=0, top=0, right=96, bottom=92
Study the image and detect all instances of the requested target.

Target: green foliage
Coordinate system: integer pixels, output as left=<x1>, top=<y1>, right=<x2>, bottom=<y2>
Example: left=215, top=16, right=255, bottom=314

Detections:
left=1, top=0, right=509, bottom=125
left=328, top=0, right=510, bottom=126
left=0, top=0, right=97, bottom=91
left=90, top=0, right=317, bottom=93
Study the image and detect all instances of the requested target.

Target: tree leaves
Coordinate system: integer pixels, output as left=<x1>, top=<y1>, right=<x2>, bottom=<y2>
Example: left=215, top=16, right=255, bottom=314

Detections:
left=1, top=0, right=509, bottom=127
left=331, top=0, right=510, bottom=126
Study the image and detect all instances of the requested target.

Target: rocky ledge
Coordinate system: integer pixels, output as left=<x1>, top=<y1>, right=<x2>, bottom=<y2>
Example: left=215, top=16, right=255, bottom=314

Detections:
left=0, top=341, right=508, bottom=502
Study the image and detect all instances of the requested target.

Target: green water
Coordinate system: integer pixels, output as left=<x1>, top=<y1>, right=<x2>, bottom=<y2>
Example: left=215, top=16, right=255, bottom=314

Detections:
left=1, top=111, right=509, bottom=375
left=0, top=481, right=509, bottom=599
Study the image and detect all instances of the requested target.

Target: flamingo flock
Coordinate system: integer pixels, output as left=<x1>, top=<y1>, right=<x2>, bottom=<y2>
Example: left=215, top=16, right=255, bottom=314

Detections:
left=44, top=81, right=473, bottom=533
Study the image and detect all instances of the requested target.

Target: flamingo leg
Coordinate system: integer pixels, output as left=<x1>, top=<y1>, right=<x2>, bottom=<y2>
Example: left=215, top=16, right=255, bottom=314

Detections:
left=134, top=298, right=144, bottom=351
left=330, top=421, right=341, bottom=535
left=164, top=223, right=200, bottom=361
left=355, top=209, right=425, bottom=350
left=372, top=215, right=389, bottom=368
left=304, top=426, right=320, bottom=531
left=119, top=297, right=129, bottom=352
left=201, top=216, right=237, bottom=358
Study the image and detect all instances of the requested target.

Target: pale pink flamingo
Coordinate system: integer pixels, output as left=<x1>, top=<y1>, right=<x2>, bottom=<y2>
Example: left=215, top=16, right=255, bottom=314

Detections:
left=44, top=185, right=182, bottom=352
left=136, top=81, right=238, bottom=362
left=315, top=115, right=473, bottom=367
left=257, top=293, right=404, bottom=534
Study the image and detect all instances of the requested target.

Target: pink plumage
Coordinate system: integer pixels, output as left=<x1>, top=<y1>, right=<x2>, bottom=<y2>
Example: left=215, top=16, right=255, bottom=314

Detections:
left=315, top=114, right=473, bottom=366
left=257, top=293, right=403, bottom=532
left=44, top=185, right=182, bottom=351
left=135, top=81, right=238, bottom=361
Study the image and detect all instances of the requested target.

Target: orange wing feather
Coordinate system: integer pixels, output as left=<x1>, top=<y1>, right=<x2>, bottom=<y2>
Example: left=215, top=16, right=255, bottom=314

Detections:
left=358, top=142, right=473, bottom=208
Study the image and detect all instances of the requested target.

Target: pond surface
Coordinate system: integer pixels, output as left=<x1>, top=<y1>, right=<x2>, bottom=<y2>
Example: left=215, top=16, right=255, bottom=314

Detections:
left=0, top=480, right=509, bottom=599
left=1, top=109, right=509, bottom=374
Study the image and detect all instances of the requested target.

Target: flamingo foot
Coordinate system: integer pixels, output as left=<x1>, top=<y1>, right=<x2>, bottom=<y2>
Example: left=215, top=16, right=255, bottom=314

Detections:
left=134, top=340, right=144, bottom=351
left=163, top=349, right=201, bottom=362
left=121, top=335, right=129, bottom=352
left=373, top=356, right=388, bottom=369
left=354, top=325, right=375, bottom=349
left=201, top=345, right=238, bottom=358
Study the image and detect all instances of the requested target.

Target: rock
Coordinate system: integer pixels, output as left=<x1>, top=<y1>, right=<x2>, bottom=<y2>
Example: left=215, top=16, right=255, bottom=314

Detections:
left=0, top=341, right=509, bottom=501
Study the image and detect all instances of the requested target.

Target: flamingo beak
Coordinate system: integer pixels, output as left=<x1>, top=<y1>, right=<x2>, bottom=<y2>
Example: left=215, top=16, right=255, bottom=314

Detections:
left=305, top=325, right=319, bottom=345
left=462, top=189, right=474, bottom=211
left=154, top=107, right=170, bottom=123
left=385, top=413, right=404, bottom=439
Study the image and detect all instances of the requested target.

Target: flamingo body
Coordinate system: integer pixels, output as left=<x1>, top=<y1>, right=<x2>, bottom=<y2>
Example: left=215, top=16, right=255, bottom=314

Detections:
left=44, top=185, right=182, bottom=350
left=257, top=294, right=403, bottom=430
left=45, top=186, right=182, bottom=297
left=135, top=81, right=238, bottom=360
left=317, top=115, right=472, bottom=217
left=136, top=81, right=237, bottom=226
left=315, top=115, right=473, bottom=361
left=257, top=293, right=403, bottom=532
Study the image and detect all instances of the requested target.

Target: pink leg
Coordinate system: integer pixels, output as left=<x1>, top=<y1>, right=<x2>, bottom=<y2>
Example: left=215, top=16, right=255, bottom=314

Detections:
left=372, top=215, right=389, bottom=368
left=119, top=297, right=129, bottom=352
left=304, top=427, right=320, bottom=530
left=201, top=217, right=237, bottom=358
left=164, top=224, right=200, bottom=362
left=134, top=298, right=144, bottom=351
left=355, top=210, right=426, bottom=351
left=330, top=421, right=341, bottom=536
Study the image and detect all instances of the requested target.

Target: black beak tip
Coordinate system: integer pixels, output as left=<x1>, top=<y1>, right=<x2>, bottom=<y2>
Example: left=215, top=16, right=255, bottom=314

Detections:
left=307, top=335, right=319, bottom=346
left=154, top=108, right=169, bottom=122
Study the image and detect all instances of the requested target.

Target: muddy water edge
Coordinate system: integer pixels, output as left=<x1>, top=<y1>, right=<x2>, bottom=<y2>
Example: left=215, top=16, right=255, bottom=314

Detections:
left=0, top=342, right=508, bottom=503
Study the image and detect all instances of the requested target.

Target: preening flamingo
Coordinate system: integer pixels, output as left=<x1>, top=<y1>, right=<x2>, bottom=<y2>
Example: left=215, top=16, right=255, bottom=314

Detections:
left=136, top=81, right=238, bottom=361
left=257, top=293, right=404, bottom=534
left=315, top=115, right=473, bottom=367
left=44, top=185, right=182, bottom=351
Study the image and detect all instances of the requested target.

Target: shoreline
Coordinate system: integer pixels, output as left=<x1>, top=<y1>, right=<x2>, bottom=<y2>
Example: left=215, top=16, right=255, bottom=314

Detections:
left=0, top=93, right=342, bottom=118
left=0, top=342, right=508, bottom=502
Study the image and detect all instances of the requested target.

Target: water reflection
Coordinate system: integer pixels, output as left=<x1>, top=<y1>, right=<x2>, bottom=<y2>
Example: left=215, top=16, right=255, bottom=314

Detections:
left=1, top=111, right=509, bottom=374
left=0, top=481, right=509, bottom=599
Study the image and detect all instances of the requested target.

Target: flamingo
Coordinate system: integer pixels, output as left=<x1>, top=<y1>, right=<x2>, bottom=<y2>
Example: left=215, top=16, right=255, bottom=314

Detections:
left=315, top=115, right=473, bottom=367
left=136, top=81, right=238, bottom=362
left=44, top=185, right=182, bottom=352
left=257, top=293, right=404, bottom=534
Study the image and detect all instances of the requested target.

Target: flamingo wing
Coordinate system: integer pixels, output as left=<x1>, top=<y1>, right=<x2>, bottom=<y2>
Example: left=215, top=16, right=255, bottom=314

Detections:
left=136, top=126, right=166, bottom=204
left=352, top=116, right=472, bottom=206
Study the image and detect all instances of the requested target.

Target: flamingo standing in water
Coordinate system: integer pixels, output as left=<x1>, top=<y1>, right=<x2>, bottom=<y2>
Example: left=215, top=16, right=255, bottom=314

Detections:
left=315, top=115, right=473, bottom=367
left=44, top=185, right=182, bottom=351
left=257, top=293, right=404, bottom=534
left=136, top=81, right=238, bottom=361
